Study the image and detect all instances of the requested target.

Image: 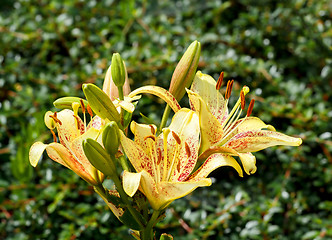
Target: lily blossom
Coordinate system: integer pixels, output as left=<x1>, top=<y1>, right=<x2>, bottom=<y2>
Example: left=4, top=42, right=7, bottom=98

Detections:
left=187, top=71, right=302, bottom=176
left=29, top=103, right=105, bottom=186
left=120, top=108, right=211, bottom=210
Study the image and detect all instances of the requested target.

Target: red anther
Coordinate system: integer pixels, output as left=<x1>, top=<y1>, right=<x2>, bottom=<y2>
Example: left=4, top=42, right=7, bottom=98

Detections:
left=247, top=99, right=255, bottom=117
left=73, top=115, right=80, bottom=129
left=50, top=129, right=57, bottom=143
left=49, top=112, right=62, bottom=125
left=225, top=80, right=234, bottom=99
left=86, top=104, right=94, bottom=117
left=216, top=71, right=224, bottom=90
left=177, top=159, right=181, bottom=172
left=80, top=99, right=86, bottom=113
left=157, top=148, right=162, bottom=165
left=172, top=131, right=181, bottom=145
left=144, top=135, right=156, bottom=141
left=185, top=142, right=191, bottom=158
left=149, top=125, right=156, bottom=135
left=240, top=90, right=246, bottom=110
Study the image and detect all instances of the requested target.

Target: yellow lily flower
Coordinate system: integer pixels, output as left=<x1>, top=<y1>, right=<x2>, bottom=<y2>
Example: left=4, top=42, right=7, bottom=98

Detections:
left=187, top=71, right=302, bottom=176
left=29, top=106, right=105, bottom=186
left=120, top=108, right=211, bottom=210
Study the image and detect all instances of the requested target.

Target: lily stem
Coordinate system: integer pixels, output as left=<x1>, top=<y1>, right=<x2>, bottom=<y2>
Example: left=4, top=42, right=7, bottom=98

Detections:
left=159, top=104, right=171, bottom=133
left=141, top=210, right=160, bottom=240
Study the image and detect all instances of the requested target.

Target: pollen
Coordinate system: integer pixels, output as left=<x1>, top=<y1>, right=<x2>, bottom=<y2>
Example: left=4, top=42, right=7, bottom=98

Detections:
left=87, top=104, right=94, bottom=117
left=225, top=80, right=234, bottom=99
left=149, top=124, right=156, bottom=135
left=144, top=135, right=156, bottom=141
left=80, top=99, right=86, bottom=113
left=185, top=142, right=191, bottom=158
left=247, top=99, right=255, bottom=117
left=216, top=71, right=224, bottom=90
left=240, top=90, right=246, bottom=110
left=172, top=131, right=181, bottom=145
left=49, top=112, right=62, bottom=125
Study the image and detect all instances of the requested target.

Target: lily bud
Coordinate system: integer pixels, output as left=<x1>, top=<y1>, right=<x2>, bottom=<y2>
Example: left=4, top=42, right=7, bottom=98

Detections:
left=169, top=40, right=201, bottom=101
left=102, top=121, right=120, bottom=155
left=83, top=138, right=116, bottom=177
left=111, top=53, right=126, bottom=88
left=53, top=97, right=88, bottom=112
left=103, top=63, right=131, bottom=100
left=82, top=83, right=121, bottom=125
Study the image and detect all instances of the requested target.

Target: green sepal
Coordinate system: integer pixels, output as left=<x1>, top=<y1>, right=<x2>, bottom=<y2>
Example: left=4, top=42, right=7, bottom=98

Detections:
left=53, top=97, right=89, bottom=112
left=82, top=83, right=121, bottom=125
left=82, top=138, right=116, bottom=177
left=102, top=121, right=120, bottom=155
left=111, top=53, right=126, bottom=88
left=160, top=233, right=173, bottom=240
left=119, top=207, right=146, bottom=230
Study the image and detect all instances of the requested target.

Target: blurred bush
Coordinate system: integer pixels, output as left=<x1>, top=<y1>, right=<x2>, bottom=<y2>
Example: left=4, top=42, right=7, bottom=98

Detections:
left=0, top=0, right=331, bottom=239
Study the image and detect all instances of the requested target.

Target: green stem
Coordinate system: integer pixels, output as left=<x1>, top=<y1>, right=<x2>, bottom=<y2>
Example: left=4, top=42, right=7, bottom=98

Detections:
left=118, top=155, right=130, bottom=172
left=159, top=104, right=171, bottom=133
left=141, top=210, right=160, bottom=240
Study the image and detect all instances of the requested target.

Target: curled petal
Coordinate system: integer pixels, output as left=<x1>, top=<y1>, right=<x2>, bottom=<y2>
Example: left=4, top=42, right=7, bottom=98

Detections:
left=128, top=86, right=181, bottom=113
left=238, top=152, right=257, bottom=175
left=189, top=153, right=243, bottom=179
left=225, top=130, right=302, bottom=153
left=123, top=171, right=142, bottom=197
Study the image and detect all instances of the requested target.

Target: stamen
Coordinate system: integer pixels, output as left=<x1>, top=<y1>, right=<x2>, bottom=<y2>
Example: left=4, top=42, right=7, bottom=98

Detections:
left=216, top=71, right=224, bottom=90
left=240, top=90, right=245, bottom=110
left=172, top=131, right=181, bottom=145
left=149, top=125, right=156, bottom=135
left=185, top=142, right=191, bottom=158
left=162, top=129, right=170, bottom=182
left=73, top=115, right=81, bottom=129
left=49, top=112, right=62, bottom=125
left=177, top=159, right=181, bottom=172
left=87, top=104, right=94, bottom=117
left=247, top=99, right=255, bottom=117
left=80, top=99, right=86, bottom=113
left=225, top=80, right=234, bottom=99
left=50, top=129, right=57, bottom=143
left=144, top=135, right=156, bottom=141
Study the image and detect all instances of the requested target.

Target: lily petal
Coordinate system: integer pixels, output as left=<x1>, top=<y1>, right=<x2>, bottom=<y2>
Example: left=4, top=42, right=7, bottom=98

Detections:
left=225, top=130, right=302, bottom=153
left=190, top=71, right=227, bottom=123
left=189, top=153, right=243, bottom=179
left=123, top=171, right=143, bottom=197
left=45, top=142, right=98, bottom=185
left=130, top=121, right=157, bottom=156
left=238, top=152, right=257, bottom=175
left=187, top=90, right=224, bottom=153
left=56, top=109, right=84, bottom=144
left=167, top=108, right=200, bottom=181
left=128, top=86, right=181, bottom=113
left=138, top=170, right=211, bottom=210
left=119, top=130, right=154, bottom=176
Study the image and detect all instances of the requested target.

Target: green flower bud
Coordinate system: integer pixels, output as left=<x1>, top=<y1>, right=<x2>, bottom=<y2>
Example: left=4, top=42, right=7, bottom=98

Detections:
left=111, top=53, right=126, bottom=88
left=168, top=40, right=201, bottom=101
left=160, top=234, right=174, bottom=240
left=82, top=83, right=121, bottom=125
left=53, top=97, right=88, bottom=112
left=83, top=138, right=116, bottom=177
left=102, top=121, right=120, bottom=155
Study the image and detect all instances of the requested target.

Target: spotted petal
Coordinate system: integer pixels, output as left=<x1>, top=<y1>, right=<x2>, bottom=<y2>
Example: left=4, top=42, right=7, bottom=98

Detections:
left=225, top=130, right=302, bottom=153
left=187, top=89, right=224, bottom=153
left=190, top=71, right=227, bottom=123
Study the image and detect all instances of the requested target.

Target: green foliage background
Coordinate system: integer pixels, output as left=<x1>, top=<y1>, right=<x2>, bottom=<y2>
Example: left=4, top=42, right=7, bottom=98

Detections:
left=0, top=0, right=331, bottom=239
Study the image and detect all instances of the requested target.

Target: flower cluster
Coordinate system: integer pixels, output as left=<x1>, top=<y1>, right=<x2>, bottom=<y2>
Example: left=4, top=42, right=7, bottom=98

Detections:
left=29, top=41, right=301, bottom=240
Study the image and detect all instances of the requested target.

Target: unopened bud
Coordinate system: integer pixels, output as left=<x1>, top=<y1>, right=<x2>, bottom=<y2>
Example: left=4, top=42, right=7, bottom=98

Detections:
left=53, top=97, right=88, bottom=112
left=82, top=83, right=121, bottom=125
left=102, top=121, right=120, bottom=155
left=83, top=138, right=116, bottom=177
left=169, top=40, right=201, bottom=101
left=111, top=53, right=126, bottom=88
left=103, top=63, right=131, bottom=100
